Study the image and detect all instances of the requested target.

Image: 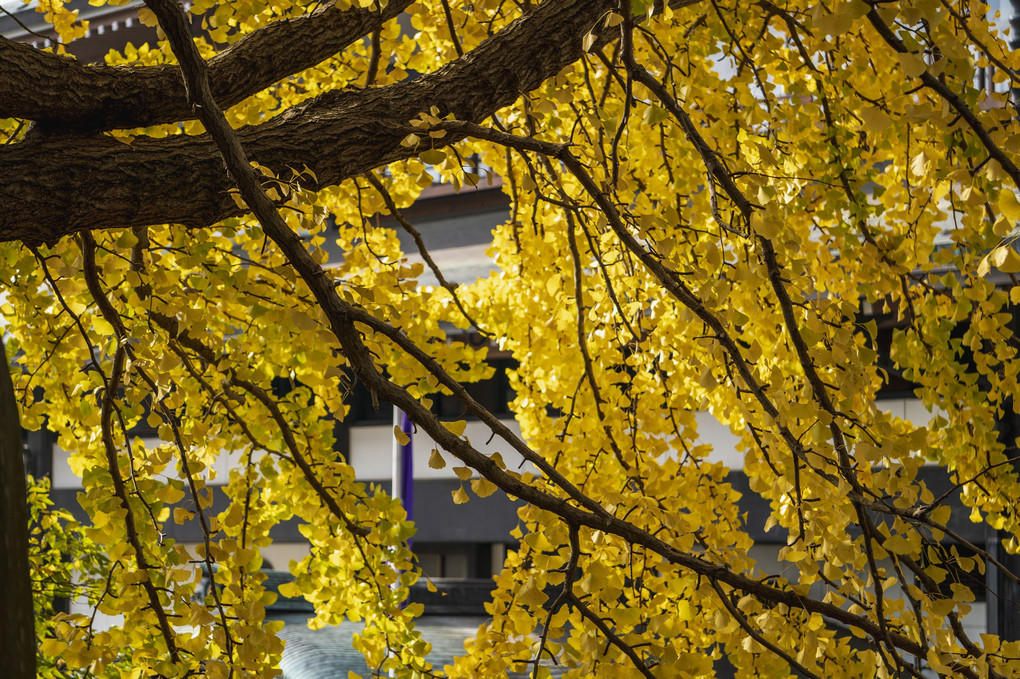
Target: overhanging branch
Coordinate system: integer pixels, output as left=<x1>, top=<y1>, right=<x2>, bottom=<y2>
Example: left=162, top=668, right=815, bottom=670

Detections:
left=0, top=0, right=700, bottom=244
left=0, top=0, right=413, bottom=130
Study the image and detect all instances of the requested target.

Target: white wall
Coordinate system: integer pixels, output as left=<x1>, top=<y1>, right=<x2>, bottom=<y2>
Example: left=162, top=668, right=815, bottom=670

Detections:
left=51, top=439, right=247, bottom=490
left=689, top=397, right=939, bottom=469
left=348, top=418, right=529, bottom=480
left=50, top=398, right=941, bottom=489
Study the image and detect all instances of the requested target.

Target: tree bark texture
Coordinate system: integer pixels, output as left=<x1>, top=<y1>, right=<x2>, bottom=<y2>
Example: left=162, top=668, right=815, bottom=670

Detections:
left=0, top=0, right=414, bottom=130
left=0, top=334, right=35, bottom=679
left=0, top=0, right=698, bottom=244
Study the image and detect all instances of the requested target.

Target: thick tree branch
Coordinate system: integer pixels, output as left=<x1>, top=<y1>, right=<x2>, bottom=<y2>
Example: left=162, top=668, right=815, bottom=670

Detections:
left=0, top=0, right=413, bottom=130
left=0, top=0, right=700, bottom=246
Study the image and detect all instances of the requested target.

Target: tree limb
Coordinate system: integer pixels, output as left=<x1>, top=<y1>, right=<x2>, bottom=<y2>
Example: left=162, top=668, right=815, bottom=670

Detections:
left=0, top=0, right=413, bottom=130
left=0, top=0, right=701, bottom=245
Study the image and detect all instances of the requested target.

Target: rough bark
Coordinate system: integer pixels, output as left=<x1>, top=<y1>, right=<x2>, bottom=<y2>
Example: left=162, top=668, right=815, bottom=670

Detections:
left=0, top=0, right=666, bottom=244
left=0, top=334, right=34, bottom=679
left=0, top=0, right=413, bottom=130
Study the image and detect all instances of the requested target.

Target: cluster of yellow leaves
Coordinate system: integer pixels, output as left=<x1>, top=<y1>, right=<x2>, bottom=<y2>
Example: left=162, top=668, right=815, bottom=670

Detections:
left=449, top=1, right=1020, bottom=676
left=0, top=167, right=483, bottom=675
left=6, top=0, right=1020, bottom=677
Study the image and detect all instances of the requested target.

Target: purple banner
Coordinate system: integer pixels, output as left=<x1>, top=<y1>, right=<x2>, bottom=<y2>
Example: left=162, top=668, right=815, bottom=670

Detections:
left=400, top=411, right=414, bottom=534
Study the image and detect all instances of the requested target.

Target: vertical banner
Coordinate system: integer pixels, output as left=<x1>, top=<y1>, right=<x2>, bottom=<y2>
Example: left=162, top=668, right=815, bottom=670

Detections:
left=392, top=406, right=414, bottom=545
left=399, top=411, right=414, bottom=535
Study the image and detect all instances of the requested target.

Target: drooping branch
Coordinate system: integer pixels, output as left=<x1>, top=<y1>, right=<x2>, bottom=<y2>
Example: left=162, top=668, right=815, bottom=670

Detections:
left=365, top=172, right=488, bottom=334
left=0, top=0, right=413, bottom=130
left=864, top=6, right=1020, bottom=191
left=81, top=232, right=181, bottom=666
left=144, top=0, right=943, bottom=661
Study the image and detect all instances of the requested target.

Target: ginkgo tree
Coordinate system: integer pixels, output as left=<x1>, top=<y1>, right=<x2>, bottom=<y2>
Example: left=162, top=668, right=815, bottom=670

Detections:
left=2, top=0, right=1020, bottom=677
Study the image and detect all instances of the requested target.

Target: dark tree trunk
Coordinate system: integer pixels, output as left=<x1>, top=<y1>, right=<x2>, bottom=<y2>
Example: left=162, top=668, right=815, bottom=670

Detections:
left=0, top=334, right=35, bottom=679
